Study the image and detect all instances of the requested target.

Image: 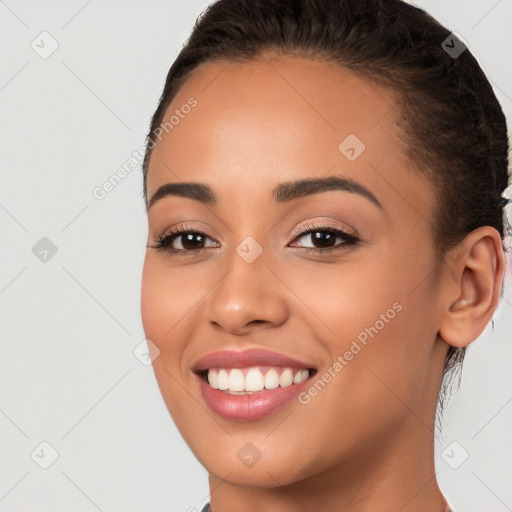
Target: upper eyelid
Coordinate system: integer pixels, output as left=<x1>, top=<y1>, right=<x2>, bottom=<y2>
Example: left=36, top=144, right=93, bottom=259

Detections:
left=293, top=222, right=358, bottom=238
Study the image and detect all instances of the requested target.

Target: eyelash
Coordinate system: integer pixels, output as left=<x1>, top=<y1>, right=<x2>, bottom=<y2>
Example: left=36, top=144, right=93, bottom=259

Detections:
left=149, top=222, right=360, bottom=257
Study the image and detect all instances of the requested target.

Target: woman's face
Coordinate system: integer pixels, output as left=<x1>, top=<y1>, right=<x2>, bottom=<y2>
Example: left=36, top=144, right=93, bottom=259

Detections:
left=141, top=54, right=450, bottom=486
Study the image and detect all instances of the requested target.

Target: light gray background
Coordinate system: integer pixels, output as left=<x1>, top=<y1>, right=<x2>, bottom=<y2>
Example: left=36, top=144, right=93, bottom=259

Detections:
left=1, top=1, right=511, bottom=511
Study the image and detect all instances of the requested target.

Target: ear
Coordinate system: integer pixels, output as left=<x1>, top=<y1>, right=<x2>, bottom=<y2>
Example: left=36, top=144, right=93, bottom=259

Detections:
left=438, top=226, right=506, bottom=348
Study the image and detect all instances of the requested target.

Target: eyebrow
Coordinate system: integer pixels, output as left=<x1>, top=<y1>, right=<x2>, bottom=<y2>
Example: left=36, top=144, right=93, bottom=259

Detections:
left=147, top=175, right=382, bottom=210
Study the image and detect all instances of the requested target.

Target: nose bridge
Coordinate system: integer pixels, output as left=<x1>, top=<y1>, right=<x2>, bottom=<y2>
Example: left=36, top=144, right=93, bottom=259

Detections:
left=205, top=232, right=288, bottom=334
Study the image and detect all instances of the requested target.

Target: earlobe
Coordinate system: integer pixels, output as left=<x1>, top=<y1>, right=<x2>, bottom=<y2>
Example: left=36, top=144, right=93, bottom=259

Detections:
left=439, top=227, right=505, bottom=348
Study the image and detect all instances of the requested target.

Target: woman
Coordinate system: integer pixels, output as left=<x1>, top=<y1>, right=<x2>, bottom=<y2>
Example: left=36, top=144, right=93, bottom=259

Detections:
left=140, top=0, right=510, bottom=510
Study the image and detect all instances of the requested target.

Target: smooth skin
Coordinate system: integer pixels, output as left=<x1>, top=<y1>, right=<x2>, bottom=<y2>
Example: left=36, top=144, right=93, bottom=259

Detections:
left=141, top=53, right=505, bottom=512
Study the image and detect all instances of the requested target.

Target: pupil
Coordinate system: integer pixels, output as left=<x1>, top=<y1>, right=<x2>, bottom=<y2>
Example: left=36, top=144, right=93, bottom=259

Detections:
left=182, top=233, right=204, bottom=250
left=313, top=231, right=335, bottom=248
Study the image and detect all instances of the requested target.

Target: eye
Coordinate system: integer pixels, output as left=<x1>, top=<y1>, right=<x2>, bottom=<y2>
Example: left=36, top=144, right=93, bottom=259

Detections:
left=148, top=224, right=219, bottom=256
left=289, top=222, right=359, bottom=253
left=148, top=222, right=360, bottom=257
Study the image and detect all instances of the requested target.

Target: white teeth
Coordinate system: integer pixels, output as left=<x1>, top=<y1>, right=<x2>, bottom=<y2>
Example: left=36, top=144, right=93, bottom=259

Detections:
left=228, top=369, right=245, bottom=391
left=217, top=369, right=229, bottom=390
left=293, top=369, right=309, bottom=384
left=208, top=369, right=218, bottom=389
left=245, top=368, right=265, bottom=392
left=205, top=366, right=310, bottom=393
left=279, top=368, right=293, bottom=387
left=264, top=368, right=280, bottom=389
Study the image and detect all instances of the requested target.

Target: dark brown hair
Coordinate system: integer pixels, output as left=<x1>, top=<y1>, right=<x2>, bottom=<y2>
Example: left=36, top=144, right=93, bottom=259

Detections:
left=141, top=0, right=511, bottom=414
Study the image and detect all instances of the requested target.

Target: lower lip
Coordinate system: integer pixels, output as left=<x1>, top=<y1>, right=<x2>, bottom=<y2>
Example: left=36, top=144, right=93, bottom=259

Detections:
left=197, top=374, right=311, bottom=421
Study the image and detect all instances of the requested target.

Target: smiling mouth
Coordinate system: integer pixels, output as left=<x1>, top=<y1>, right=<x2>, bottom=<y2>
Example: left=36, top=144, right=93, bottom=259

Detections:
left=196, top=366, right=318, bottom=394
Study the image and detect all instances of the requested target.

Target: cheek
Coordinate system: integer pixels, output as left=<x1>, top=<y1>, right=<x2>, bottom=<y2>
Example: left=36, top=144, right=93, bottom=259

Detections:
left=140, top=253, right=193, bottom=401
left=140, top=256, right=168, bottom=344
left=140, top=254, right=199, bottom=346
left=140, top=255, right=201, bottom=423
left=140, top=253, right=215, bottom=398
left=282, top=257, right=403, bottom=346
left=287, top=253, right=438, bottom=397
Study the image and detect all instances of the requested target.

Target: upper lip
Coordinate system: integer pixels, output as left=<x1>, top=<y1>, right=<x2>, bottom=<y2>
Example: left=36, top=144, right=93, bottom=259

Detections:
left=192, top=348, right=316, bottom=372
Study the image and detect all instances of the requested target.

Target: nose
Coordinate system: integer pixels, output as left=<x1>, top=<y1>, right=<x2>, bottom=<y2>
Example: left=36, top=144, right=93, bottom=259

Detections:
left=206, top=250, right=289, bottom=336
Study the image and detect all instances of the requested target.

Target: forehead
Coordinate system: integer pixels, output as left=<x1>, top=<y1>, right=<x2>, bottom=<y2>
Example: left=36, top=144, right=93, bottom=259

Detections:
left=146, top=54, right=432, bottom=215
